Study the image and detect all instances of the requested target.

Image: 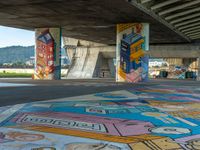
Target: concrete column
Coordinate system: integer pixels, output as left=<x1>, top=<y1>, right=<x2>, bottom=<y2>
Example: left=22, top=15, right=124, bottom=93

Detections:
left=116, top=23, right=149, bottom=83
left=34, top=28, right=61, bottom=80
left=197, top=57, right=200, bottom=81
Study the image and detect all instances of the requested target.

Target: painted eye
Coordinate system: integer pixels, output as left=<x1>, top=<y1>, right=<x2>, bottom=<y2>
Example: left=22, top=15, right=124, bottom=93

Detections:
left=144, top=125, right=152, bottom=128
left=126, top=123, right=137, bottom=126
left=92, top=145, right=99, bottom=147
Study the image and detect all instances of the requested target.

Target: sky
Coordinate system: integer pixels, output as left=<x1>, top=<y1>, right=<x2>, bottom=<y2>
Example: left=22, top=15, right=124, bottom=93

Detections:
left=0, top=25, right=34, bottom=48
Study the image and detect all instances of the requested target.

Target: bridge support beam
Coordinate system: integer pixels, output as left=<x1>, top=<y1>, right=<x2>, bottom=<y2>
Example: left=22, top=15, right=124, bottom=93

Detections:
left=63, top=37, right=115, bottom=79
left=34, top=28, right=61, bottom=80
left=116, top=23, right=149, bottom=83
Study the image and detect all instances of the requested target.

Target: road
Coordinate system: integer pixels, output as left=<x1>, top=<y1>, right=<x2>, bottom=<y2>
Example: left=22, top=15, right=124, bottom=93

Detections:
left=0, top=78, right=199, bottom=106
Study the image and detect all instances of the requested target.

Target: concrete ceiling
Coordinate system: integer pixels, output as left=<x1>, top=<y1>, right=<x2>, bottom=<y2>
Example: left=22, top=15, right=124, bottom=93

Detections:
left=135, top=0, right=200, bottom=41
left=0, top=0, right=198, bottom=44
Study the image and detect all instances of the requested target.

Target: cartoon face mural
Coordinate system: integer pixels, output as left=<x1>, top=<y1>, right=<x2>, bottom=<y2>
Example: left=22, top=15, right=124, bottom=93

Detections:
left=150, top=127, right=191, bottom=135
left=0, top=132, right=44, bottom=143
left=6, top=132, right=45, bottom=142
left=0, top=127, right=130, bottom=150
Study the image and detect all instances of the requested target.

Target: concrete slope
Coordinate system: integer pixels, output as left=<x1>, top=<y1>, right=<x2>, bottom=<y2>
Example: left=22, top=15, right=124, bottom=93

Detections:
left=67, top=47, right=99, bottom=79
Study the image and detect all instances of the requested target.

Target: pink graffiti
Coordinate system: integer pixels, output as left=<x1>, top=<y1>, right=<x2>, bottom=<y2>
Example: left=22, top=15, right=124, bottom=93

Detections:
left=12, top=112, right=154, bottom=136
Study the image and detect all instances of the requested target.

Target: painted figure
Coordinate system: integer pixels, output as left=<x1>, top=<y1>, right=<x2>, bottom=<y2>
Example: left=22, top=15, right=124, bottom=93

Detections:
left=117, top=23, right=149, bottom=83
left=0, top=131, right=44, bottom=143
left=11, top=112, right=154, bottom=136
left=119, top=31, right=145, bottom=82
left=35, top=29, right=55, bottom=79
left=130, top=137, right=182, bottom=150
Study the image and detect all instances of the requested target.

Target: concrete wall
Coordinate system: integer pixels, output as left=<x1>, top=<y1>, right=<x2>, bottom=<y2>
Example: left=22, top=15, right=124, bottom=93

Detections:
left=148, top=44, right=200, bottom=58
left=65, top=44, right=200, bottom=59
left=66, top=47, right=99, bottom=79
left=65, top=46, right=116, bottom=79
left=108, top=59, right=115, bottom=78
left=64, top=37, right=200, bottom=80
left=63, top=37, right=116, bottom=79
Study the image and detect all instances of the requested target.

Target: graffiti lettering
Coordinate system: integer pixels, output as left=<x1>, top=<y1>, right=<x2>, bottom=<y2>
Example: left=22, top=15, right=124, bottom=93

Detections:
left=17, top=115, right=107, bottom=133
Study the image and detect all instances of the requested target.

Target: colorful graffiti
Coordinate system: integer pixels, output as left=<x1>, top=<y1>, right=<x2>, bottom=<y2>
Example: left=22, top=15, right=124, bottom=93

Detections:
left=0, top=85, right=200, bottom=149
left=116, top=23, right=149, bottom=83
left=34, top=28, right=61, bottom=80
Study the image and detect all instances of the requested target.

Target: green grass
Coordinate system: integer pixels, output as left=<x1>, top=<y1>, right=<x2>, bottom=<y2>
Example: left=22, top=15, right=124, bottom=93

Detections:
left=0, top=72, right=32, bottom=78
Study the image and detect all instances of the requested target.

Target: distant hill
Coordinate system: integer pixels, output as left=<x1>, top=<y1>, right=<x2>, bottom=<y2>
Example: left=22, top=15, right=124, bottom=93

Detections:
left=0, top=46, right=66, bottom=64
left=0, top=46, right=34, bottom=64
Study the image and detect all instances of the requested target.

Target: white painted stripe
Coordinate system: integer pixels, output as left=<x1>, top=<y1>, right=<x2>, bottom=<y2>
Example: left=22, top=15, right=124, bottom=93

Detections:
left=175, top=117, right=198, bottom=126
left=166, top=117, right=178, bottom=124
left=0, top=104, right=25, bottom=123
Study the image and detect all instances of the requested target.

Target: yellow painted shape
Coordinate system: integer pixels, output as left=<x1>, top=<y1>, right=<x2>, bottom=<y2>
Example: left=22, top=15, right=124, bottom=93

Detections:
left=130, top=39, right=144, bottom=50
left=117, top=23, right=136, bottom=33
left=118, top=68, right=126, bottom=79
left=130, top=49, right=144, bottom=61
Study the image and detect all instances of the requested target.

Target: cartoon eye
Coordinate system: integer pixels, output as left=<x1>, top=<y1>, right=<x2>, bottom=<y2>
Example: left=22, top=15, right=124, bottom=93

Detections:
left=92, top=145, right=100, bottom=148
left=125, top=123, right=137, bottom=126
left=144, top=125, right=152, bottom=128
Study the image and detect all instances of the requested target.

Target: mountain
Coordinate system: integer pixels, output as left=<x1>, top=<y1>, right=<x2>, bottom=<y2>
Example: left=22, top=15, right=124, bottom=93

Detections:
left=0, top=46, right=34, bottom=64
left=0, top=46, right=66, bottom=64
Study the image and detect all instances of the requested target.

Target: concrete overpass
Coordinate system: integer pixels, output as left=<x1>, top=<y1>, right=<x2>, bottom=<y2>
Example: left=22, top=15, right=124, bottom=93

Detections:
left=1, top=0, right=200, bottom=44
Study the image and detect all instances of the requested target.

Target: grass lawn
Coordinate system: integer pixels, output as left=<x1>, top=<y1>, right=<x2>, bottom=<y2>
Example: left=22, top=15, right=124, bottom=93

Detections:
left=0, top=72, right=32, bottom=78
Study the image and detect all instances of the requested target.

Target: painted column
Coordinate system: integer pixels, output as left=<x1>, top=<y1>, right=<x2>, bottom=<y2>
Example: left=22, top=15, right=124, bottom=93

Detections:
left=197, top=57, right=200, bottom=81
left=34, top=28, right=61, bottom=80
left=116, top=23, right=149, bottom=83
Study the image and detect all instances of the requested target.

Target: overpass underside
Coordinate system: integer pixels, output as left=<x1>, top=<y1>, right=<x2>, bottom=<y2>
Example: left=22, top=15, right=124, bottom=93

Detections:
left=1, top=0, right=200, bottom=44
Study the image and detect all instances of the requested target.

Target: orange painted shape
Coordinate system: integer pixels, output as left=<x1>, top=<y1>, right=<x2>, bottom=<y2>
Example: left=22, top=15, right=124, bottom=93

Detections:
left=11, top=126, right=162, bottom=144
left=130, top=49, right=144, bottom=61
left=130, top=39, right=144, bottom=51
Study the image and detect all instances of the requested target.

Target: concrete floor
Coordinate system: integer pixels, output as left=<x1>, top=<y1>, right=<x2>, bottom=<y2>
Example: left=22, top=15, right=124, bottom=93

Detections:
left=0, top=79, right=200, bottom=149
left=0, top=78, right=199, bottom=106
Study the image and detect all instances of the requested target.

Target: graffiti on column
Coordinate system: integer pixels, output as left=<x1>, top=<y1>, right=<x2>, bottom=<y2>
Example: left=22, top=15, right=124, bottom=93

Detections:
left=34, top=28, right=61, bottom=80
left=116, top=23, right=149, bottom=82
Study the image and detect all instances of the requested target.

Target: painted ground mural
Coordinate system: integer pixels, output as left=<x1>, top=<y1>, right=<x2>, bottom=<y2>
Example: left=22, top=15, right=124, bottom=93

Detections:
left=34, top=28, right=61, bottom=80
left=0, top=85, right=200, bottom=149
left=116, top=23, right=149, bottom=83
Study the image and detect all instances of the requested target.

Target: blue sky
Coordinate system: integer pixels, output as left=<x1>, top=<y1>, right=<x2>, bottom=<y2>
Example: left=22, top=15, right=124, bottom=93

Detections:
left=0, top=25, right=34, bottom=48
